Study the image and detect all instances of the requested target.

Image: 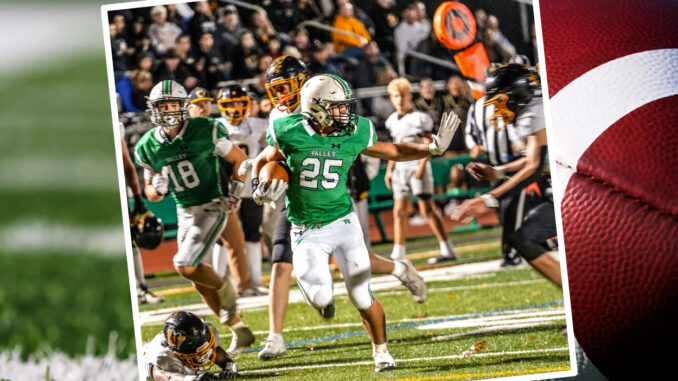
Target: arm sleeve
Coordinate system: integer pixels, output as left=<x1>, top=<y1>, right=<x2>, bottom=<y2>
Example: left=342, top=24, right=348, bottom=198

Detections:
left=213, top=119, right=233, bottom=156
left=366, top=119, right=378, bottom=149
left=134, top=144, right=154, bottom=172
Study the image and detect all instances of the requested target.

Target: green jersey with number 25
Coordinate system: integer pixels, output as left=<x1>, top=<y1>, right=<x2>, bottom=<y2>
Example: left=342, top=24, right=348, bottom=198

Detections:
left=134, top=117, right=231, bottom=208
left=267, top=113, right=378, bottom=225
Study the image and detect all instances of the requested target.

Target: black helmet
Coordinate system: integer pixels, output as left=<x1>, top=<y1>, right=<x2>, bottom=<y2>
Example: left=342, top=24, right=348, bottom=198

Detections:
left=484, top=63, right=540, bottom=128
left=265, top=55, right=308, bottom=111
left=131, top=212, right=164, bottom=250
left=163, top=311, right=217, bottom=370
left=217, top=84, right=250, bottom=122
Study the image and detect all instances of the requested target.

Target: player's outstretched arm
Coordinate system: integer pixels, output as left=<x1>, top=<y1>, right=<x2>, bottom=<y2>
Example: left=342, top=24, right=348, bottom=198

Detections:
left=223, top=144, right=248, bottom=183
left=362, top=111, right=461, bottom=161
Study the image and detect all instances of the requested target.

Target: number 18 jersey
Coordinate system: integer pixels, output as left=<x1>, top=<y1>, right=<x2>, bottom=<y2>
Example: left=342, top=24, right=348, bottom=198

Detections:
left=267, top=113, right=378, bottom=225
left=134, top=117, right=232, bottom=208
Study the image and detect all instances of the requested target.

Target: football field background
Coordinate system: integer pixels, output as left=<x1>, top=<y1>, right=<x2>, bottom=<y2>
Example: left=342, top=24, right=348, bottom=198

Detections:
left=139, top=228, right=573, bottom=381
left=0, top=2, right=138, bottom=379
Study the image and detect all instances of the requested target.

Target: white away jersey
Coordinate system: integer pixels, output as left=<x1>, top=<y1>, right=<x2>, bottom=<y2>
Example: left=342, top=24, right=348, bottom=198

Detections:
left=385, top=110, right=433, bottom=170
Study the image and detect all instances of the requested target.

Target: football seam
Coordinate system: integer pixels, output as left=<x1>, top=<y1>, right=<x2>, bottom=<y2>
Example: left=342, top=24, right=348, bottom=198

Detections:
left=574, top=171, right=678, bottom=220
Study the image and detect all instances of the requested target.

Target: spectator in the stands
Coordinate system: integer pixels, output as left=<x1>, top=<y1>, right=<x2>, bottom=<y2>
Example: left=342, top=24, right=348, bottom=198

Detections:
left=265, top=0, right=297, bottom=34
left=193, top=32, right=225, bottom=89
left=116, top=70, right=153, bottom=113
left=474, top=9, right=488, bottom=34
left=368, top=0, right=398, bottom=64
left=251, top=10, right=278, bottom=48
left=353, top=41, right=392, bottom=89
left=136, top=54, right=154, bottom=72
left=165, top=4, right=188, bottom=29
left=111, top=23, right=132, bottom=81
left=259, top=97, right=273, bottom=118
left=414, top=78, right=445, bottom=126
left=414, top=1, right=431, bottom=29
left=482, top=15, right=517, bottom=63
left=215, top=5, right=244, bottom=65
left=291, top=27, right=315, bottom=62
left=187, top=1, right=217, bottom=47
left=148, top=5, right=183, bottom=55
left=154, top=48, right=195, bottom=89
left=331, top=2, right=371, bottom=56
left=129, top=16, right=153, bottom=62
left=282, top=45, right=303, bottom=60
left=112, top=14, right=133, bottom=47
left=233, top=31, right=264, bottom=79
left=307, top=42, right=343, bottom=77
left=266, top=37, right=283, bottom=59
left=442, top=75, right=473, bottom=154
left=336, top=0, right=375, bottom=37
left=174, top=34, right=197, bottom=74
left=394, top=3, right=430, bottom=75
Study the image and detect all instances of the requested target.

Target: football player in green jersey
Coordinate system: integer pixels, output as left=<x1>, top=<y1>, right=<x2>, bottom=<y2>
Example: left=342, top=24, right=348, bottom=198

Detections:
left=135, top=80, right=254, bottom=354
left=252, top=74, right=461, bottom=372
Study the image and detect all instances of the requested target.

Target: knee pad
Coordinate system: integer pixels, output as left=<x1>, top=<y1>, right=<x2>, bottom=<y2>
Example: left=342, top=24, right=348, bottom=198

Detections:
left=509, top=229, right=546, bottom=262
left=300, top=283, right=333, bottom=309
left=345, top=266, right=373, bottom=310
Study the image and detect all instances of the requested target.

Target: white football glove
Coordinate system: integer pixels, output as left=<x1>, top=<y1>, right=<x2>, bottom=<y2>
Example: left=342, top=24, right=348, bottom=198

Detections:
left=429, top=111, right=461, bottom=155
left=252, top=178, right=287, bottom=206
left=151, top=170, right=169, bottom=196
left=237, top=158, right=255, bottom=177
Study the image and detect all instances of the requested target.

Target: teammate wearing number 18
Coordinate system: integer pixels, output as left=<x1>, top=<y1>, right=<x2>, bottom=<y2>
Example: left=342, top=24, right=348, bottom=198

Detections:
left=253, top=74, right=461, bottom=372
left=135, top=80, right=255, bottom=355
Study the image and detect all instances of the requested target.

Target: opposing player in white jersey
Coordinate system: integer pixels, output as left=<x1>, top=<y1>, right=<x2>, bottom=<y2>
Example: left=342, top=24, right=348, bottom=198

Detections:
left=135, top=80, right=254, bottom=354
left=144, top=311, right=237, bottom=381
left=217, top=84, right=269, bottom=293
left=453, top=64, right=561, bottom=287
left=252, top=73, right=461, bottom=371
left=242, top=57, right=428, bottom=361
left=384, top=78, right=457, bottom=263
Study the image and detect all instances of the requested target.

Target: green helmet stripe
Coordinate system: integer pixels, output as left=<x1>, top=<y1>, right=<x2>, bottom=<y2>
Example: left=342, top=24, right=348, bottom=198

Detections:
left=163, top=80, right=170, bottom=95
left=325, top=74, right=351, bottom=97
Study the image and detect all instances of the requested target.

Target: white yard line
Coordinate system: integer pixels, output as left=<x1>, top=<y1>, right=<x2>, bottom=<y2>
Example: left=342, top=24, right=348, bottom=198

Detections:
left=240, top=307, right=565, bottom=337
left=0, top=219, right=125, bottom=256
left=238, top=347, right=569, bottom=374
left=139, top=260, right=530, bottom=325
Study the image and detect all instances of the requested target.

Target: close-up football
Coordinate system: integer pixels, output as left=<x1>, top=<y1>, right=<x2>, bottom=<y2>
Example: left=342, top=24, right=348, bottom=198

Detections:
left=540, top=0, right=678, bottom=378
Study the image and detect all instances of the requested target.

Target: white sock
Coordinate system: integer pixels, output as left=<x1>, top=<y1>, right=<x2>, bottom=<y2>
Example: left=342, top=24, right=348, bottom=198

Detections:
left=439, top=240, right=453, bottom=257
left=391, top=244, right=406, bottom=260
left=391, top=259, right=406, bottom=278
left=373, top=342, right=389, bottom=355
left=245, top=241, right=263, bottom=286
left=268, top=333, right=283, bottom=341
left=212, top=242, right=229, bottom=279
left=229, top=320, right=246, bottom=332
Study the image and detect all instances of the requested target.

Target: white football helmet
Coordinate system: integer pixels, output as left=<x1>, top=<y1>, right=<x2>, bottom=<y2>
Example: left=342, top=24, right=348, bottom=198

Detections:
left=300, top=74, right=358, bottom=134
left=147, top=80, right=189, bottom=129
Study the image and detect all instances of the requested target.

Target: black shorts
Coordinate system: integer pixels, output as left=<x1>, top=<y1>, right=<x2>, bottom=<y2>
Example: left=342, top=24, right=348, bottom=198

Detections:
left=271, top=204, right=293, bottom=264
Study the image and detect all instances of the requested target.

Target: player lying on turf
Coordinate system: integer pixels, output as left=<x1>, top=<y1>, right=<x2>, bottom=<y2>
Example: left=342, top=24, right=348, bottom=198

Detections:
left=452, top=64, right=561, bottom=288
left=135, top=80, right=254, bottom=354
left=251, top=73, right=461, bottom=372
left=144, top=311, right=237, bottom=381
left=238, top=56, right=428, bottom=361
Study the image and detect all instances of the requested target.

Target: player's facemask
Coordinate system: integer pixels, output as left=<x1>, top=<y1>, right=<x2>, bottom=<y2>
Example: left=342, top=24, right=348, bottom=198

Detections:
left=151, top=100, right=189, bottom=129
left=265, top=73, right=306, bottom=111
left=218, top=98, right=250, bottom=122
left=171, top=325, right=217, bottom=370
left=484, top=93, right=515, bottom=131
left=307, top=98, right=358, bottom=136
